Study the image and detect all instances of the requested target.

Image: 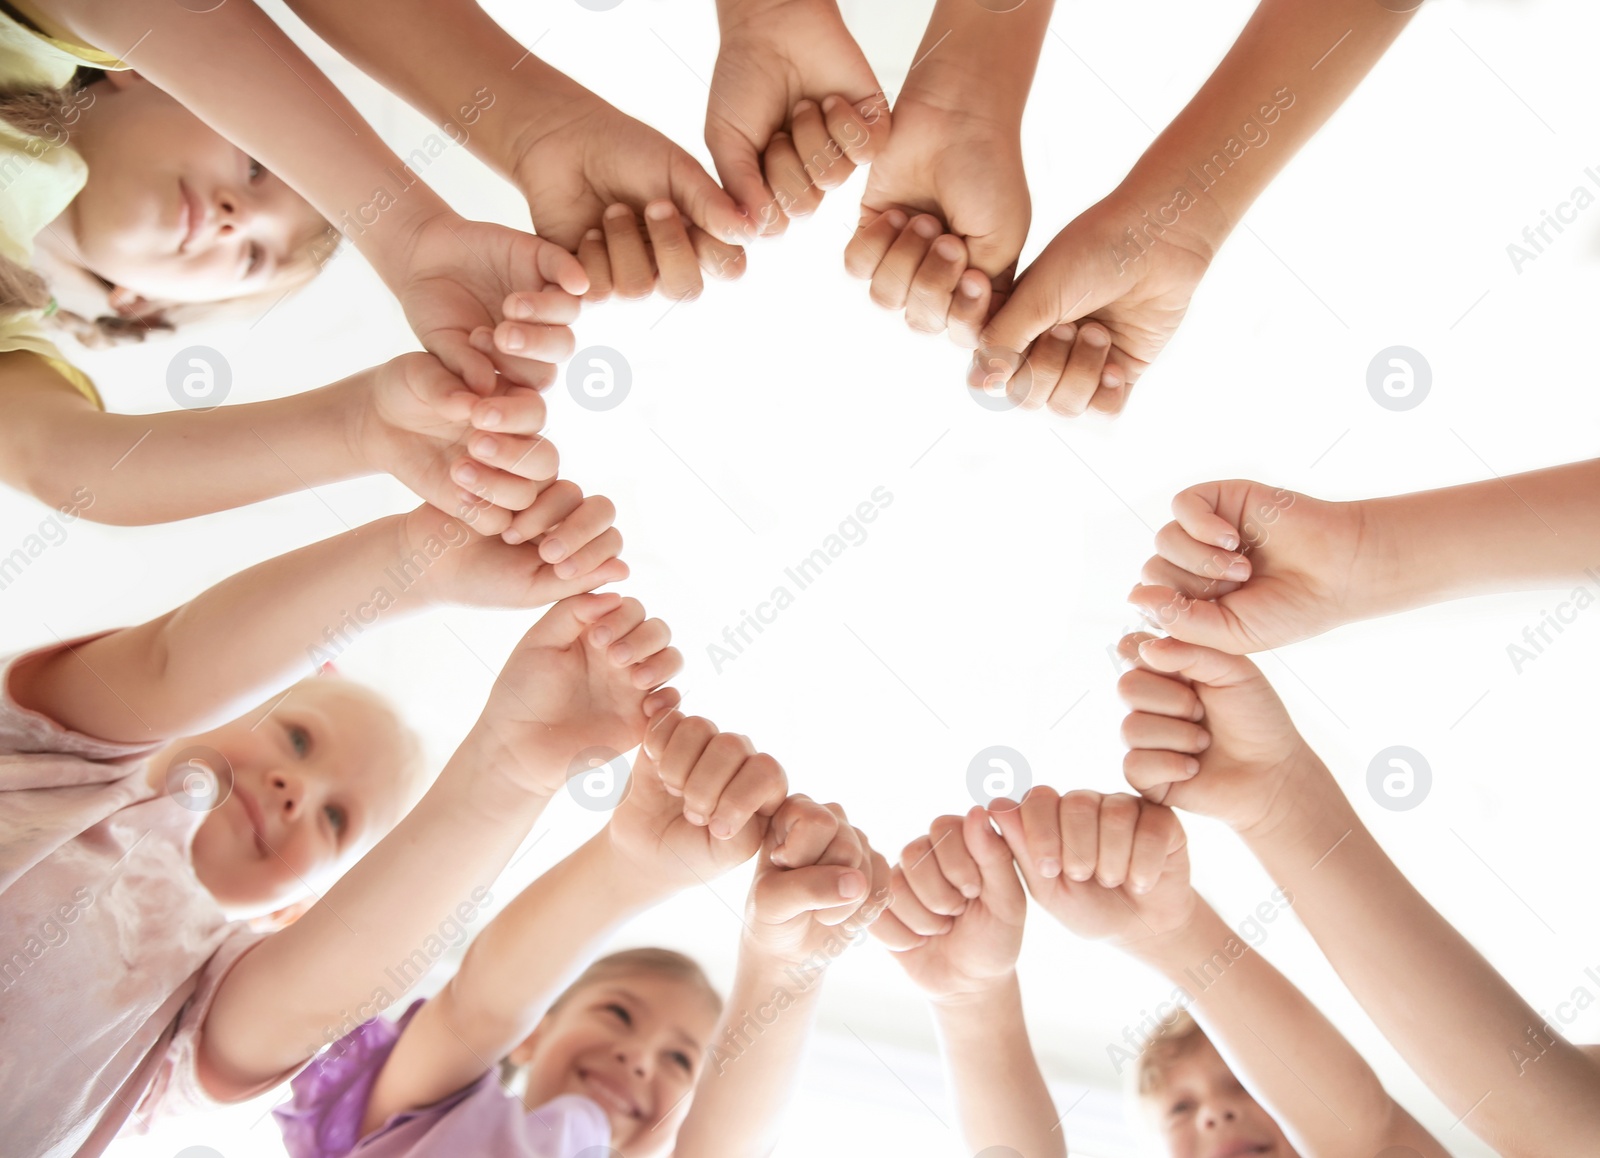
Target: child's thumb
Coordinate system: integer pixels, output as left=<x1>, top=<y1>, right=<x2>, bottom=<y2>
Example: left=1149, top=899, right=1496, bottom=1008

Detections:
left=524, top=592, right=622, bottom=647
left=755, top=864, right=868, bottom=925
left=673, top=157, right=751, bottom=247
left=1135, top=635, right=1263, bottom=690
left=1127, top=586, right=1259, bottom=656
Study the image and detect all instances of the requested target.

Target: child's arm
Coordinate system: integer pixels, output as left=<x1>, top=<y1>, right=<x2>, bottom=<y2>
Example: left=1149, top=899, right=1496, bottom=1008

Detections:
left=362, top=710, right=786, bottom=1134
left=675, top=794, right=890, bottom=1158
left=278, top=0, right=747, bottom=301
left=1128, top=465, right=1600, bottom=653
left=871, top=808, right=1062, bottom=1158
left=976, top=0, right=1419, bottom=415
left=6, top=502, right=623, bottom=743
left=35, top=0, right=587, bottom=391
left=0, top=352, right=560, bottom=533
left=1120, top=635, right=1600, bottom=1156
left=201, top=594, right=684, bottom=1096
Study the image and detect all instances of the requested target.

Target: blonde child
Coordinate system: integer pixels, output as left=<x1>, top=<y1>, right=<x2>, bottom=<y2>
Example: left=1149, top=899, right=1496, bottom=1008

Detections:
left=1118, top=631, right=1600, bottom=1155
left=275, top=710, right=889, bottom=1157
left=0, top=497, right=683, bottom=1154
left=991, top=787, right=1448, bottom=1157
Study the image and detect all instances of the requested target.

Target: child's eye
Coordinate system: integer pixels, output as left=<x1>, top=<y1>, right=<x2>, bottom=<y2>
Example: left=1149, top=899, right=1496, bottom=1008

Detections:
left=245, top=242, right=266, bottom=279
left=604, top=1003, right=632, bottom=1026
left=323, top=803, right=347, bottom=835
left=285, top=723, right=311, bottom=757
left=668, top=1050, right=693, bottom=1073
left=1167, top=1099, right=1195, bottom=1118
left=247, top=157, right=265, bottom=182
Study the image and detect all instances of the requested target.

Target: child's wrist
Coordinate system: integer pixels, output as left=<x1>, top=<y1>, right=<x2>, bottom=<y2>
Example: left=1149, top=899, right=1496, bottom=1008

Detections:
left=717, top=0, right=834, bottom=32
left=926, top=970, right=1021, bottom=1012
left=1237, top=747, right=1345, bottom=854
left=1119, top=896, right=1223, bottom=975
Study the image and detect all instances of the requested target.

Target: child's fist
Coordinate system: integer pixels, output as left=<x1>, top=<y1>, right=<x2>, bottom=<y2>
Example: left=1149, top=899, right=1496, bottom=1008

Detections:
left=745, top=796, right=890, bottom=968
left=989, top=788, right=1193, bottom=949
left=1127, top=480, right=1374, bottom=653
left=1116, top=633, right=1314, bottom=835
left=872, top=807, right=1027, bottom=1002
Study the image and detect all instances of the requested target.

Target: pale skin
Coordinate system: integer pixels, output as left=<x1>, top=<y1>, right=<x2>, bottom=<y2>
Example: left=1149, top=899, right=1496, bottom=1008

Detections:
left=1125, top=463, right=1600, bottom=654
left=26, top=0, right=589, bottom=393
left=1118, top=633, right=1600, bottom=1156
left=871, top=807, right=1063, bottom=1158
left=970, top=0, right=1419, bottom=417
left=278, top=0, right=751, bottom=304
left=0, top=350, right=622, bottom=550
left=844, top=0, right=1054, bottom=348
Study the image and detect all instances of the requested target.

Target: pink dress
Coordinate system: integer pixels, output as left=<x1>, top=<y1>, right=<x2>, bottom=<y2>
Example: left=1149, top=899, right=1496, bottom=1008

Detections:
left=0, top=637, right=284, bottom=1157
left=274, top=1000, right=613, bottom=1158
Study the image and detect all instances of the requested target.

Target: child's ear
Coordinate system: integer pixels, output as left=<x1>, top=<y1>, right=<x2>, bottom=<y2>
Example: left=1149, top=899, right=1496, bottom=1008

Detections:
left=247, top=895, right=316, bottom=933
left=106, top=285, right=164, bottom=321
left=506, top=1017, right=552, bottom=1066
left=99, top=70, right=147, bottom=93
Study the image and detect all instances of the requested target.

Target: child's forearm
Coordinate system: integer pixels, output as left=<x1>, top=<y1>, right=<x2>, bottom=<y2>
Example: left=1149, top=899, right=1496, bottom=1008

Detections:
left=673, top=943, right=827, bottom=1158
left=1241, top=755, right=1600, bottom=1156
left=1117, top=0, right=1417, bottom=252
left=44, top=0, right=448, bottom=284
left=903, top=0, right=1055, bottom=122
left=926, top=976, right=1064, bottom=1158
left=0, top=360, right=369, bottom=525
left=1130, top=899, right=1444, bottom=1158
left=202, top=723, right=558, bottom=1094
left=9, top=511, right=439, bottom=742
left=1355, top=459, right=1600, bottom=618
left=279, top=0, right=586, bottom=182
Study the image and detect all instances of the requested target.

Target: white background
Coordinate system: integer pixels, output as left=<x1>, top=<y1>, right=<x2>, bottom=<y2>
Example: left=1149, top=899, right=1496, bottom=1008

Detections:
left=4, top=0, right=1597, bottom=1154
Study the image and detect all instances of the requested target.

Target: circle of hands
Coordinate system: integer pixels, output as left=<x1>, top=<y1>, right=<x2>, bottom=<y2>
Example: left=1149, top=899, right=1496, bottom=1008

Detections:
left=371, top=0, right=1368, bottom=1009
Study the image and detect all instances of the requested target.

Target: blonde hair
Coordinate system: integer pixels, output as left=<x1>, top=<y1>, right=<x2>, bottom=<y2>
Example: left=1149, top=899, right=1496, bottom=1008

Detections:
left=1133, top=1009, right=1210, bottom=1099
left=0, top=71, right=341, bottom=349
left=498, top=948, right=721, bottom=1088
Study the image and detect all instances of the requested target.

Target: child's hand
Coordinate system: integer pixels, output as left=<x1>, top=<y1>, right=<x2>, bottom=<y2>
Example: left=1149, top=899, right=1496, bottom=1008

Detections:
left=743, top=795, right=891, bottom=968
left=477, top=593, right=682, bottom=793
left=396, top=212, right=588, bottom=396
left=970, top=191, right=1214, bottom=416
left=401, top=498, right=623, bottom=608
left=871, top=808, right=1026, bottom=1002
left=1116, top=634, right=1315, bottom=835
left=706, top=0, right=889, bottom=236
left=356, top=353, right=559, bottom=538
left=605, top=712, right=789, bottom=890
left=1127, top=481, right=1374, bottom=653
left=846, top=93, right=1029, bottom=340
left=989, top=788, right=1195, bottom=950
left=567, top=202, right=745, bottom=305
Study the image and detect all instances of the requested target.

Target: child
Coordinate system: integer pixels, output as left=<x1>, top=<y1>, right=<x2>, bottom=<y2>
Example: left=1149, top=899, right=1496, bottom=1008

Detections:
left=1126, top=465, right=1600, bottom=653
left=276, top=0, right=759, bottom=302
left=275, top=711, right=889, bottom=1157
left=1117, top=631, right=1600, bottom=1155
left=990, top=786, right=1448, bottom=1157
left=871, top=806, right=1063, bottom=1158
left=0, top=496, right=677, bottom=1154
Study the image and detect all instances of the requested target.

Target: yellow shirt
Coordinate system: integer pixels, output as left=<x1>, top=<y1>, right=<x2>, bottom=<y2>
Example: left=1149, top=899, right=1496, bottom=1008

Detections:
left=0, top=3, right=128, bottom=409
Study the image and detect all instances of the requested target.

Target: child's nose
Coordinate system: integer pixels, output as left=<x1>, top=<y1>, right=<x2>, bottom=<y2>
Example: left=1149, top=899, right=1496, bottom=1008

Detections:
left=613, top=1046, right=647, bottom=1077
left=269, top=770, right=305, bottom=817
left=1199, top=1101, right=1238, bottom=1128
left=214, top=190, right=251, bottom=235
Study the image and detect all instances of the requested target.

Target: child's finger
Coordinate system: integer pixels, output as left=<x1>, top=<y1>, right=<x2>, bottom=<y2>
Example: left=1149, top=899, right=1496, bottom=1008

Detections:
left=522, top=591, right=625, bottom=649
left=577, top=229, right=614, bottom=303
left=904, top=234, right=967, bottom=335
left=467, top=432, right=559, bottom=484
left=643, top=201, right=704, bottom=302
left=643, top=708, right=686, bottom=762
left=1017, top=785, right=1066, bottom=880
left=883, top=866, right=951, bottom=937
left=1172, top=484, right=1249, bottom=552
left=540, top=493, right=618, bottom=567
left=757, top=863, right=869, bottom=924
left=690, top=227, right=747, bottom=283
left=1135, top=635, right=1268, bottom=689
left=1116, top=667, right=1205, bottom=722
left=1121, top=711, right=1211, bottom=755
left=536, top=556, right=629, bottom=602
left=466, top=329, right=559, bottom=394
left=1129, top=801, right=1185, bottom=895
left=1016, top=328, right=1071, bottom=411
left=1092, top=793, right=1140, bottom=889
left=642, top=685, right=681, bottom=720
left=583, top=596, right=647, bottom=651
left=1139, top=556, right=1239, bottom=603
left=1122, top=749, right=1192, bottom=802
left=531, top=239, right=590, bottom=298
left=1155, top=520, right=1251, bottom=584
left=450, top=455, right=540, bottom=511
left=962, top=807, right=1027, bottom=916
left=946, top=271, right=993, bottom=350
left=822, top=92, right=888, bottom=165
left=552, top=527, right=625, bottom=584
left=1086, top=379, right=1132, bottom=417
left=789, top=99, right=851, bottom=192
left=608, top=617, right=671, bottom=668
left=900, top=832, right=967, bottom=917
left=770, top=796, right=837, bottom=867
left=762, top=132, right=821, bottom=218
left=602, top=204, right=655, bottom=300
left=1127, top=585, right=1252, bottom=654
left=659, top=715, right=718, bottom=797
left=708, top=752, right=787, bottom=839
left=470, top=388, right=549, bottom=436
left=629, top=645, right=683, bottom=692
left=1054, top=790, right=1102, bottom=883
left=493, top=318, right=576, bottom=364
left=503, top=289, right=584, bottom=327
left=843, top=208, right=908, bottom=280
left=502, top=480, right=582, bottom=545
left=869, top=215, right=941, bottom=312
left=928, top=813, right=983, bottom=900
left=1045, top=321, right=1114, bottom=418
left=870, top=905, right=929, bottom=952
left=681, top=731, right=755, bottom=826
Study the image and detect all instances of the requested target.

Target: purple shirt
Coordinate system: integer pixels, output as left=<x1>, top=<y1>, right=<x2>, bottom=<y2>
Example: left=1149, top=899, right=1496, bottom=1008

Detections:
left=275, top=1000, right=613, bottom=1158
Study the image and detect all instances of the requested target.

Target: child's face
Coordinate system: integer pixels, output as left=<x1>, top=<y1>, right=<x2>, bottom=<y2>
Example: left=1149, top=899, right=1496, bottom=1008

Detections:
left=153, top=677, right=415, bottom=917
left=60, top=72, right=328, bottom=306
left=513, top=971, right=722, bottom=1157
left=1145, top=1039, right=1302, bottom=1158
